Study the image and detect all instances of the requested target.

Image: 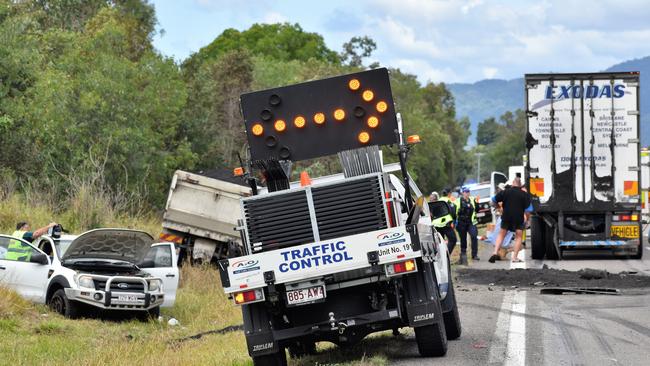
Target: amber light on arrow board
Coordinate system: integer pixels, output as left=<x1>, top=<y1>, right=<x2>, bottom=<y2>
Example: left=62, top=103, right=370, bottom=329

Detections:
left=294, top=116, right=306, bottom=128
left=367, top=116, right=379, bottom=128
left=313, top=112, right=326, bottom=125
left=274, top=120, right=286, bottom=132
left=334, top=109, right=346, bottom=121
left=362, top=90, right=374, bottom=102
left=358, top=131, right=370, bottom=144
left=251, top=123, right=264, bottom=136
left=348, top=78, right=361, bottom=91
left=376, top=101, right=388, bottom=113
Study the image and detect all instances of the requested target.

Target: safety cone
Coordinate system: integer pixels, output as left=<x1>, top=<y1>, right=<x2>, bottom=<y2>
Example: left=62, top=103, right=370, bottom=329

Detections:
left=300, top=171, right=312, bottom=186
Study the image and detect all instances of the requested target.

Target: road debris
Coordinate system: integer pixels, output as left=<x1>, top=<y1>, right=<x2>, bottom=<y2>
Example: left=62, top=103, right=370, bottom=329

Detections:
left=540, top=287, right=621, bottom=296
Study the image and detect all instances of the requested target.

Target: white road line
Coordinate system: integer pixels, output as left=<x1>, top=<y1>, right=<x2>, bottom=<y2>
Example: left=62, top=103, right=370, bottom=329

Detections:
left=505, top=291, right=527, bottom=366
left=488, top=292, right=512, bottom=364
left=489, top=252, right=527, bottom=365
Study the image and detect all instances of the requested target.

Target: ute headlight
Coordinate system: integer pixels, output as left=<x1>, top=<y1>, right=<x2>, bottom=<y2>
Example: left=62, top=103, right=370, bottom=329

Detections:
left=76, top=275, right=95, bottom=290
left=148, top=279, right=162, bottom=292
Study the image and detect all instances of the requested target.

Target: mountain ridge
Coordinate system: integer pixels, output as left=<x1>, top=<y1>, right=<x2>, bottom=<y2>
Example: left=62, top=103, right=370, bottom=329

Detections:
left=448, top=56, right=650, bottom=145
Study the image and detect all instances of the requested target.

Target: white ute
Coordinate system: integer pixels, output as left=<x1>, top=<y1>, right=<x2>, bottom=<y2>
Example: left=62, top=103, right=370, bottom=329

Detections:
left=0, top=228, right=179, bottom=319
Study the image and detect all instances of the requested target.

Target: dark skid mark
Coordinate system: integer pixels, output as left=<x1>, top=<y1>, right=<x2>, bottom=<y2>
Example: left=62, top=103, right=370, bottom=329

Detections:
left=593, top=310, right=650, bottom=339
left=458, top=301, right=638, bottom=346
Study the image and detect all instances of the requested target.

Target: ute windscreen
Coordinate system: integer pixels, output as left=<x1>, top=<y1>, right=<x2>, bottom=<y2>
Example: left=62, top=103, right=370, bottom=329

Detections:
left=240, top=68, right=398, bottom=161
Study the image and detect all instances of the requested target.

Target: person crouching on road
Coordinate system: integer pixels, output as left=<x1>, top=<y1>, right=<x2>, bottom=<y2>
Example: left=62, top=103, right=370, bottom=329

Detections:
left=429, top=192, right=459, bottom=257
left=489, top=177, right=532, bottom=263
left=455, top=187, right=480, bottom=265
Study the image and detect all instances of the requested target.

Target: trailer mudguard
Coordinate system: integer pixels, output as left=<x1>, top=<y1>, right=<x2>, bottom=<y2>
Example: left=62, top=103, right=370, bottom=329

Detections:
left=403, top=260, right=443, bottom=327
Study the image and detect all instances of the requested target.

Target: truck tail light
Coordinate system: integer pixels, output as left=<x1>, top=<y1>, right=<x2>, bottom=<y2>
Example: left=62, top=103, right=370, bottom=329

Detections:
left=385, top=259, right=417, bottom=276
left=234, top=288, right=265, bottom=305
left=612, top=213, right=639, bottom=221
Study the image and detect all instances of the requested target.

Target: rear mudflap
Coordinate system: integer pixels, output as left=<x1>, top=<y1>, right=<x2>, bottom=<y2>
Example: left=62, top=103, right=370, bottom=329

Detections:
left=242, top=302, right=279, bottom=357
left=403, top=260, right=443, bottom=327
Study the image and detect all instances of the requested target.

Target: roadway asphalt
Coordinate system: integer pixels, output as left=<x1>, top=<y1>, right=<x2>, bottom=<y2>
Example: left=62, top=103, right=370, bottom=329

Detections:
left=393, top=234, right=650, bottom=366
left=305, top=233, right=650, bottom=365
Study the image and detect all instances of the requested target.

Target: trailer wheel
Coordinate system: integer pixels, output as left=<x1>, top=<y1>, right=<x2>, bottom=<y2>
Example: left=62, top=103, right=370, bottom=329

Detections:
left=441, top=259, right=461, bottom=340
left=252, top=349, right=287, bottom=366
left=545, top=223, right=559, bottom=260
left=530, top=215, right=546, bottom=260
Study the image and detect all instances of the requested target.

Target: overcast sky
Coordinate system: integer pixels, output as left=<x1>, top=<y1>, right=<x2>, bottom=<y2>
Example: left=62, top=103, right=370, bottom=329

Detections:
left=151, top=0, right=650, bottom=84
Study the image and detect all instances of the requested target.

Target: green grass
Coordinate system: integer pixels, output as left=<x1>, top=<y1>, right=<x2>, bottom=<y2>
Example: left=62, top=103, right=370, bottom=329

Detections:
left=0, top=263, right=409, bottom=365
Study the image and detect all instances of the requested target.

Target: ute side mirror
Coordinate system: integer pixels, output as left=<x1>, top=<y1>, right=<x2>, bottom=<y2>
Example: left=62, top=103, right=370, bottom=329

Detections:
left=428, top=201, right=451, bottom=220
left=30, top=252, right=49, bottom=265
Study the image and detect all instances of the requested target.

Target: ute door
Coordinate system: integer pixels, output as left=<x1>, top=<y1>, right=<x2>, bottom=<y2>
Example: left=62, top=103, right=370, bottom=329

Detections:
left=0, top=235, right=51, bottom=303
left=141, top=243, right=179, bottom=307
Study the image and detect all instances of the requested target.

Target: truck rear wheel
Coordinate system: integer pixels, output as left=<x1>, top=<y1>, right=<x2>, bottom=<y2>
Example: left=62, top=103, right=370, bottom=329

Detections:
left=530, top=215, right=546, bottom=260
left=545, top=223, right=559, bottom=260
left=632, top=243, right=643, bottom=259
left=252, top=349, right=287, bottom=366
left=442, top=259, right=461, bottom=340
left=415, top=317, right=448, bottom=357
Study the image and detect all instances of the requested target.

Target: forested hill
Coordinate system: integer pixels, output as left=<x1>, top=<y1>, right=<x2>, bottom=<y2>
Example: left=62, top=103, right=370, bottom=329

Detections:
left=448, top=56, right=650, bottom=145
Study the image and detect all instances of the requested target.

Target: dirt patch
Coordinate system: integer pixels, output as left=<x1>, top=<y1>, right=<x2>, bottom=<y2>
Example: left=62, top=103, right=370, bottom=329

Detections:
left=455, top=267, right=650, bottom=289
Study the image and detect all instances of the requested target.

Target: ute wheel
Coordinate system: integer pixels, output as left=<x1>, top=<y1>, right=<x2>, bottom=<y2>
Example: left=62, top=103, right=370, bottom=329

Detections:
left=441, top=259, right=461, bottom=340
left=49, top=289, right=81, bottom=319
left=545, top=223, right=559, bottom=260
left=415, top=318, right=448, bottom=357
left=288, top=340, right=316, bottom=358
left=252, top=349, right=287, bottom=366
left=530, top=215, right=546, bottom=260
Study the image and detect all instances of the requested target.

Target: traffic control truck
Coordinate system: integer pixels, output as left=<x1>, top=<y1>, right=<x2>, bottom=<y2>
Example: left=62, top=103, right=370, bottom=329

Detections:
left=525, top=72, right=642, bottom=259
left=217, top=68, right=462, bottom=365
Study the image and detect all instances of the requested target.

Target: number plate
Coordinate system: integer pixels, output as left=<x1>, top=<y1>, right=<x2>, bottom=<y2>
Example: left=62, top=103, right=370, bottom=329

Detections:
left=117, top=295, right=139, bottom=303
left=286, top=285, right=326, bottom=306
left=477, top=212, right=486, bottom=217
left=610, top=225, right=639, bottom=239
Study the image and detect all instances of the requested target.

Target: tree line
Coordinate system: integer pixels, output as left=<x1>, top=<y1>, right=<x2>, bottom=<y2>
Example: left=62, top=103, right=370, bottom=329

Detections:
left=1, top=0, right=521, bottom=212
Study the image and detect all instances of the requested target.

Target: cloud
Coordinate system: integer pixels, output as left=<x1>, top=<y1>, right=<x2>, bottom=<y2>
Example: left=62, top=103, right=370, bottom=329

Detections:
left=262, top=11, right=287, bottom=24
left=482, top=67, right=498, bottom=79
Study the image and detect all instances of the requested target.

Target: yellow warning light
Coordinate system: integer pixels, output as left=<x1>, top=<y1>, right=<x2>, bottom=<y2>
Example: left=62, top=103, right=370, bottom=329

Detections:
left=362, top=90, right=374, bottom=102
left=404, top=259, right=416, bottom=272
left=274, top=119, right=286, bottom=132
left=334, top=109, right=346, bottom=121
left=348, top=79, right=361, bottom=91
left=251, top=123, right=264, bottom=136
left=294, top=116, right=306, bottom=128
left=358, top=131, right=370, bottom=144
left=314, top=112, right=326, bottom=125
left=376, top=101, right=388, bottom=113
left=234, top=293, right=244, bottom=304
left=367, top=116, right=379, bottom=128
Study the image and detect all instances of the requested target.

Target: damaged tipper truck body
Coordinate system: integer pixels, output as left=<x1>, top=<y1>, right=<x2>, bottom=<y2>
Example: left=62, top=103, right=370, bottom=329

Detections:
left=525, top=72, right=642, bottom=259
left=218, top=68, right=461, bottom=365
